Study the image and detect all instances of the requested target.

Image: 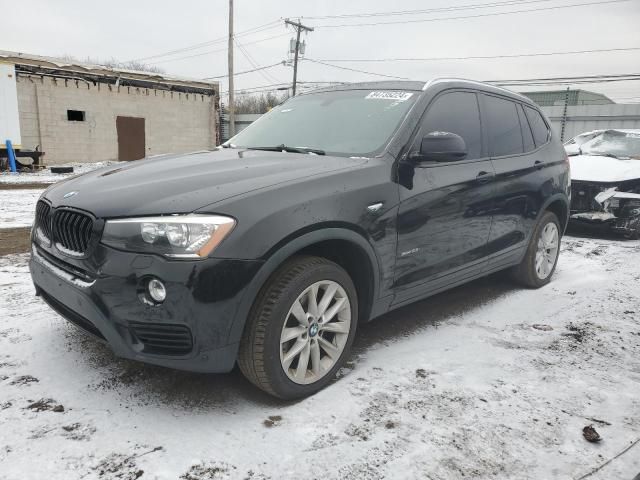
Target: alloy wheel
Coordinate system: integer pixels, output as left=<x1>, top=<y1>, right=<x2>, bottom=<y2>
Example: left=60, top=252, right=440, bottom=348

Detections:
left=279, top=280, right=351, bottom=385
left=535, top=222, right=559, bottom=280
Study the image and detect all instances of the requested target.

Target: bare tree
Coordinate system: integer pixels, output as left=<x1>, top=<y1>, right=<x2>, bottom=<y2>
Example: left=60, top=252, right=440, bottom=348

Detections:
left=233, top=91, right=289, bottom=114
left=59, top=54, right=165, bottom=74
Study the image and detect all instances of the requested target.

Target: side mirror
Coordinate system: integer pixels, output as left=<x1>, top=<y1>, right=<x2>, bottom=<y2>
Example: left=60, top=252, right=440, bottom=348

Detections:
left=410, top=132, right=467, bottom=163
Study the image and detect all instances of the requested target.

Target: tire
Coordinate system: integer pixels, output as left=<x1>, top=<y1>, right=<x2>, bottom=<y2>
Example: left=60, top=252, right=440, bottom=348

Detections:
left=238, top=255, right=358, bottom=399
left=510, top=211, right=561, bottom=288
left=50, top=166, right=74, bottom=174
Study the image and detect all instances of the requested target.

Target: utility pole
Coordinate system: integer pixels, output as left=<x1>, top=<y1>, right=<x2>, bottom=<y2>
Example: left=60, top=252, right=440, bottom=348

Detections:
left=284, top=18, right=313, bottom=96
left=228, top=0, right=235, bottom=138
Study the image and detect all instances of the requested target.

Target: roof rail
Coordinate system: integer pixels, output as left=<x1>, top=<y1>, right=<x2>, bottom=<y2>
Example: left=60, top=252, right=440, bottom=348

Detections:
left=423, top=77, right=531, bottom=102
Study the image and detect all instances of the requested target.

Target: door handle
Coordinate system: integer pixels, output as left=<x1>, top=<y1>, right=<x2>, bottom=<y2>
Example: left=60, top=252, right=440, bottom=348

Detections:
left=475, top=171, right=495, bottom=184
left=534, top=160, right=544, bottom=170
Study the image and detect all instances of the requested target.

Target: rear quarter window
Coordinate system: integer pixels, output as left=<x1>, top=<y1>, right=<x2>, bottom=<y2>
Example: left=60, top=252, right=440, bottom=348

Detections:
left=517, top=104, right=535, bottom=152
left=524, top=106, right=550, bottom=147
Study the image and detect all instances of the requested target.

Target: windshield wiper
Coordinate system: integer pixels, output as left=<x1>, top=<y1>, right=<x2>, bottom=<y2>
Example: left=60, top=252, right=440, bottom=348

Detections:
left=246, top=144, right=326, bottom=155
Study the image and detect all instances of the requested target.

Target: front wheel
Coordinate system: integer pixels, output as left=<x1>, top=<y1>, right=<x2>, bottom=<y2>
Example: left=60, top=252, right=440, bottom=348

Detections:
left=238, top=256, right=358, bottom=399
left=510, top=211, right=561, bottom=288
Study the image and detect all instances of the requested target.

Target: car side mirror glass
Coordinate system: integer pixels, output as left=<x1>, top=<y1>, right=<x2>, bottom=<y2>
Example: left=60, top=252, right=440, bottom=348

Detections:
left=410, top=132, right=467, bottom=163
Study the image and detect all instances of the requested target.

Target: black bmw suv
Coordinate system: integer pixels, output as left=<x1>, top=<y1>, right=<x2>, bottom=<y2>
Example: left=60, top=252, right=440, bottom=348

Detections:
left=30, top=79, right=569, bottom=399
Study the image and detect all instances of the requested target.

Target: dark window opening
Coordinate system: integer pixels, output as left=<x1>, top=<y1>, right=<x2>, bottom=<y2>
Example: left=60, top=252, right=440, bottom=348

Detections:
left=524, top=105, right=550, bottom=147
left=517, top=104, right=536, bottom=152
left=483, top=95, right=524, bottom=157
left=417, top=91, right=483, bottom=161
left=67, top=110, right=85, bottom=121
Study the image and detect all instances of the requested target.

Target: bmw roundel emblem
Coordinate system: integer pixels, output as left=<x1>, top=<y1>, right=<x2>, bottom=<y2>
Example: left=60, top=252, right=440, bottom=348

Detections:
left=63, top=191, right=79, bottom=199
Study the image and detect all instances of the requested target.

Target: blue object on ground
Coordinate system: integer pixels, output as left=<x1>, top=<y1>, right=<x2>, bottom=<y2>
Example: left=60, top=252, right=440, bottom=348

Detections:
left=5, top=140, right=18, bottom=173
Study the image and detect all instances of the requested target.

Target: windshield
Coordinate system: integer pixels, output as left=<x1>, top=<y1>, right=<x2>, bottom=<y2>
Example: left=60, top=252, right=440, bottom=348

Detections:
left=580, top=130, right=640, bottom=159
left=227, top=89, right=418, bottom=157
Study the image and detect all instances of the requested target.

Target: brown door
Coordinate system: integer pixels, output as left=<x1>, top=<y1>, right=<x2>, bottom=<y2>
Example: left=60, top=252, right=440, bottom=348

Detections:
left=116, top=116, right=145, bottom=161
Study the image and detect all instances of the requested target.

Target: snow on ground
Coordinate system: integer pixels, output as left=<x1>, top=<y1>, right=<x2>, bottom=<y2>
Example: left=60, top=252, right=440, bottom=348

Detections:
left=0, top=161, right=120, bottom=185
left=1, top=236, right=639, bottom=480
left=0, top=189, right=40, bottom=228
left=0, top=162, right=118, bottom=230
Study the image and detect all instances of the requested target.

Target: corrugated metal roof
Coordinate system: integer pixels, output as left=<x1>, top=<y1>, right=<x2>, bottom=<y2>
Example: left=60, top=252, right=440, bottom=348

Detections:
left=0, top=50, right=219, bottom=94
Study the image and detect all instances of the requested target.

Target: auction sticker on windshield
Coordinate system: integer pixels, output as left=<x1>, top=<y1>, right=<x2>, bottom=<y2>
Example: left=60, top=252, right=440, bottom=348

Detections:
left=366, top=91, right=413, bottom=101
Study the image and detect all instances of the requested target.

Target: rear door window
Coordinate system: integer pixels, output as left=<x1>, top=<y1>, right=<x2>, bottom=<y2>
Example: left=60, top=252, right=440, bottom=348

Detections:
left=517, top=104, right=535, bottom=152
left=417, top=91, right=483, bottom=160
left=524, top=106, right=550, bottom=147
left=483, top=95, right=524, bottom=157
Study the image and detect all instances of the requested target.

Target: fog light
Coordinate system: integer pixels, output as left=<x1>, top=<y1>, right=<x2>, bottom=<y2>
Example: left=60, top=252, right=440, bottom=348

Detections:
left=147, top=278, right=166, bottom=303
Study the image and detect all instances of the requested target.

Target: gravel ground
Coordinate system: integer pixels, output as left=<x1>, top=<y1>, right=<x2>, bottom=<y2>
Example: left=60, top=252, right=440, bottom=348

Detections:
left=1, top=235, right=639, bottom=480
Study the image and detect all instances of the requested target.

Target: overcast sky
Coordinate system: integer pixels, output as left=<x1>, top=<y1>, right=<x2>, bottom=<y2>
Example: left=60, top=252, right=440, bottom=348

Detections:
left=4, top=0, right=640, bottom=101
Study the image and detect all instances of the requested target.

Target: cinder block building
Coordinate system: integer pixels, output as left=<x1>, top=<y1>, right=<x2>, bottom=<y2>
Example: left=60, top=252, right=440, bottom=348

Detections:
left=1, top=51, right=220, bottom=165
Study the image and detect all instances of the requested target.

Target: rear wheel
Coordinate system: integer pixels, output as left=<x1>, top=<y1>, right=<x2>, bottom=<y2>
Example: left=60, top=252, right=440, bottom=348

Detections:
left=238, top=255, right=358, bottom=399
left=510, top=211, right=561, bottom=288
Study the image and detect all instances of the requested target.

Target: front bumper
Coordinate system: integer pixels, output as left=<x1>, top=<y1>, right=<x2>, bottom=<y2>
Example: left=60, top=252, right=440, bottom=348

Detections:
left=29, top=242, right=263, bottom=373
left=570, top=181, right=640, bottom=237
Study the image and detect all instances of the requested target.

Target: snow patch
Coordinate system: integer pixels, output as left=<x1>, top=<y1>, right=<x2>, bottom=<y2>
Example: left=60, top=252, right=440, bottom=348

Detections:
left=0, top=161, right=121, bottom=185
left=1, top=237, right=640, bottom=479
left=0, top=189, right=40, bottom=228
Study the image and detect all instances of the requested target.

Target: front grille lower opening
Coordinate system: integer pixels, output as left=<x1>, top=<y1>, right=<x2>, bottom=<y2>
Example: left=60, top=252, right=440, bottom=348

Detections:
left=40, top=290, right=106, bottom=340
left=129, top=322, right=193, bottom=356
left=34, top=245, right=95, bottom=283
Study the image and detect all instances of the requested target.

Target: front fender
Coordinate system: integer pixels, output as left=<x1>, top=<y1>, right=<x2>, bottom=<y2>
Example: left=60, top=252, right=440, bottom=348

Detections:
left=224, top=227, right=382, bottom=347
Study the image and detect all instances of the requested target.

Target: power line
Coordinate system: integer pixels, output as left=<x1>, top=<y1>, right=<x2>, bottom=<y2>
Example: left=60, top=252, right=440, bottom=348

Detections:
left=314, top=0, right=631, bottom=28
left=489, top=73, right=640, bottom=82
left=305, top=63, right=640, bottom=86
left=125, top=20, right=282, bottom=63
left=302, top=0, right=560, bottom=19
left=315, top=46, right=640, bottom=63
left=204, top=61, right=284, bottom=80
left=142, top=21, right=281, bottom=60
left=498, top=77, right=640, bottom=86
left=220, top=81, right=290, bottom=95
left=307, top=59, right=640, bottom=84
left=219, top=81, right=348, bottom=96
left=231, top=87, right=290, bottom=95
left=304, top=58, right=412, bottom=80
left=145, top=33, right=289, bottom=65
left=234, top=37, right=282, bottom=84
left=488, top=73, right=640, bottom=86
left=220, top=74, right=640, bottom=95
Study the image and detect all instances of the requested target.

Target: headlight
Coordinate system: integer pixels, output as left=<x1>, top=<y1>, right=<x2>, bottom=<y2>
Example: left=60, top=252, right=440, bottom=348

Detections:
left=102, top=215, right=236, bottom=259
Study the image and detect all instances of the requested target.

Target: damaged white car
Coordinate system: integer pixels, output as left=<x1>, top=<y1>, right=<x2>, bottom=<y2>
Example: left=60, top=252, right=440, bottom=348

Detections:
left=566, top=129, right=640, bottom=238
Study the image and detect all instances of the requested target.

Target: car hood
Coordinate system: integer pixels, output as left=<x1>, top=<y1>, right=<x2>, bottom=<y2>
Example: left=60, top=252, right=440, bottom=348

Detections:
left=44, top=149, right=367, bottom=218
left=569, top=154, right=640, bottom=183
